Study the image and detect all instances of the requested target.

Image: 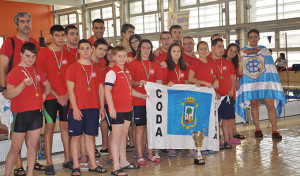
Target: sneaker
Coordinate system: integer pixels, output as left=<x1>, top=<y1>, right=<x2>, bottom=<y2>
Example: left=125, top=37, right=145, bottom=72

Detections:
left=45, top=165, right=55, bottom=175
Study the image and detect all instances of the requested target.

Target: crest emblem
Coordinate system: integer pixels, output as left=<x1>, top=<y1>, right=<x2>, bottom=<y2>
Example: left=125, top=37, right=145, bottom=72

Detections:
left=244, top=54, right=266, bottom=80
left=181, top=97, right=198, bottom=129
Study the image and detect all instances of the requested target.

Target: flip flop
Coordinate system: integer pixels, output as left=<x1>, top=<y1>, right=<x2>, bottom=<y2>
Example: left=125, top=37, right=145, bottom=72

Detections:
left=233, top=134, right=245, bottom=139
left=14, top=167, right=26, bottom=176
left=121, top=163, right=140, bottom=169
left=111, top=168, right=127, bottom=176
left=79, top=163, right=89, bottom=170
left=34, top=162, right=46, bottom=171
left=88, top=166, right=107, bottom=173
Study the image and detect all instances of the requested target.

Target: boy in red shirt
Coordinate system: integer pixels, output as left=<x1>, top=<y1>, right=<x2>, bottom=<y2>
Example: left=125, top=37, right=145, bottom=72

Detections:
left=66, top=39, right=107, bottom=175
left=91, top=38, right=108, bottom=71
left=5, top=43, right=51, bottom=176
left=63, top=25, right=80, bottom=60
left=210, top=38, right=235, bottom=150
left=105, top=46, right=148, bottom=175
left=36, top=25, right=75, bottom=174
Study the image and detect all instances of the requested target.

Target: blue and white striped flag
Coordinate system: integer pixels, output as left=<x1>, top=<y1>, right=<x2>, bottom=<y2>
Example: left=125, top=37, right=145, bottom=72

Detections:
left=235, top=45, right=286, bottom=122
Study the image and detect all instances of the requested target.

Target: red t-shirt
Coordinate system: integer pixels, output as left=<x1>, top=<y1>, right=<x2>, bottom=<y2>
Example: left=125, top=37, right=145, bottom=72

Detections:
left=88, top=36, right=111, bottom=46
left=105, top=64, right=132, bottom=112
left=66, top=62, right=104, bottom=109
left=162, top=64, right=188, bottom=84
left=183, top=52, right=197, bottom=66
left=0, top=36, right=41, bottom=72
left=36, top=47, right=75, bottom=100
left=210, top=56, right=234, bottom=96
left=62, top=44, right=80, bottom=60
left=6, top=66, right=47, bottom=113
left=154, top=50, right=168, bottom=63
left=128, top=59, right=163, bottom=106
left=189, top=58, right=218, bottom=86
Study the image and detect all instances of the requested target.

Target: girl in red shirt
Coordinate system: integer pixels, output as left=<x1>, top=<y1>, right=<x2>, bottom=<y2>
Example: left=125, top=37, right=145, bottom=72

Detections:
left=126, top=34, right=142, bottom=64
left=223, top=43, right=244, bottom=143
left=128, top=39, right=163, bottom=165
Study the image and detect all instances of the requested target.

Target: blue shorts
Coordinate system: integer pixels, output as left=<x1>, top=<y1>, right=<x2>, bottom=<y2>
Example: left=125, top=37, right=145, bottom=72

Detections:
left=133, top=106, right=147, bottom=126
left=218, top=96, right=235, bottom=120
left=68, top=108, right=99, bottom=136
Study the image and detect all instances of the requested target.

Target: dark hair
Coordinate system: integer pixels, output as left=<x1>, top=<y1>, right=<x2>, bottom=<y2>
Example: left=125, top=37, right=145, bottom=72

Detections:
left=223, top=43, right=240, bottom=70
left=269, top=49, right=272, bottom=53
left=50, top=25, right=64, bottom=35
left=94, top=38, right=108, bottom=48
left=21, top=42, right=37, bottom=54
left=280, top=53, right=286, bottom=60
left=112, top=45, right=126, bottom=55
left=65, top=25, right=78, bottom=35
left=183, top=36, right=193, bottom=40
left=160, top=31, right=171, bottom=39
left=166, top=43, right=186, bottom=71
left=212, top=38, right=223, bottom=46
left=169, top=25, right=182, bottom=34
left=78, top=39, right=92, bottom=49
left=104, top=46, right=114, bottom=66
left=136, top=39, right=154, bottom=61
left=14, top=12, right=31, bottom=26
left=92, top=19, right=104, bottom=26
left=121, top=23, right=135, bottom=35
left=197, top=41, right=208, bottom=51
left=248, top=29, right=260, bottom=37
left=211, top=34, right=221, bottom=42
left=129, top=34, right=142, bottom=57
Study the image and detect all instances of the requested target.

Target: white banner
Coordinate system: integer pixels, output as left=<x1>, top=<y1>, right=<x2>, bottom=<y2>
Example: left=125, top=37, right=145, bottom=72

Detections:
left=145, top=82, right=219, bottom=151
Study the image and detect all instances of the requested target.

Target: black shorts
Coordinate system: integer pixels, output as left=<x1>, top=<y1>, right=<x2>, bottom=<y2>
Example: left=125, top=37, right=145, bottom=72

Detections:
left=43, top=99, right=69, bottom=124
left=68, top=108, right=100, bottom=136
left=104, top=104, right=112, bottom=131
left=111, top=111, right=133, bottom=125
left=12, top=110, right=43, bottom=133
left=133, top=106, right=147, bottom=126
left=218, top=96, right=235, bottom=120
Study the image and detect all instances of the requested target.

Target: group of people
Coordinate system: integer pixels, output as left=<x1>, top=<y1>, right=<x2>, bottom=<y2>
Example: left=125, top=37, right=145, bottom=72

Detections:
left=0, top=11, right=283, bottom=176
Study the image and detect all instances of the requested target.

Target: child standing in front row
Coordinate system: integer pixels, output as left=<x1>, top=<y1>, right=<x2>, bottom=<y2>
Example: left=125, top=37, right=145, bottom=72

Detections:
left=66, top=39, right=107, bottom=176
left=105, top=46, right=148, bottom=176
left=5, top=43, right=51, bottom=176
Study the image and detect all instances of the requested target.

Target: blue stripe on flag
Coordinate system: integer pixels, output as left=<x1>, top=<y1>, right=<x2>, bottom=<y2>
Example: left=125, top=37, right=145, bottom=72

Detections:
left=235, top=89, right=286, bottom=121
left=240, top=73, right=281, bottom=85
left=167, top=89, right=212, bottom=136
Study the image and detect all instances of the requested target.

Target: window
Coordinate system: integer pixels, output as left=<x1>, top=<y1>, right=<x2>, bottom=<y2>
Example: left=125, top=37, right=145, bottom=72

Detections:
left=180, top=0, right=197, bottom=6
left=199, top=4, right=220, bottom=28
left=144, top=0, right=157, bottom=12
left=280, top=30, right=300, bottom=48
left=229, top=1, right=236, bottom=25
left=278, top=0, right=300, bottom=19
left=60, top=15, right=68, bottom=25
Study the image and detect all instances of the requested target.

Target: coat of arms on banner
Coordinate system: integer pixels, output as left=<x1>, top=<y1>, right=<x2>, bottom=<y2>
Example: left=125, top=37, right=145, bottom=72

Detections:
left=181, top=97, right=198, bottom=129
left=243, top=54, right=266, bottom=80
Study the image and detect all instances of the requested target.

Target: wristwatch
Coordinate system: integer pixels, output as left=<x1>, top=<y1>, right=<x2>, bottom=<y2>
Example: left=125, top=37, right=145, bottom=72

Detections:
left=0, top=86, right=6, bottom=92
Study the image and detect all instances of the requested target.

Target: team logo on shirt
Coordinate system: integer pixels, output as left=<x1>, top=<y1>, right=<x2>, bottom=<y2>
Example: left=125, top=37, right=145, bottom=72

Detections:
left=223, top=66, right=227, bottom=71
left=181, top=97, right=198, bottom=129
left=180, top=73, right=185, bottom=78
left=91, top=72, right=96, bottom=77
left=150, top=69, right=155, bottom=74
left=244, top=54, right=266, bottom=80
left=36, top=75, right=41, bottom=81
left=210, top=69, right=214, bottom=75
left=62, top=59, right=68, bottom=65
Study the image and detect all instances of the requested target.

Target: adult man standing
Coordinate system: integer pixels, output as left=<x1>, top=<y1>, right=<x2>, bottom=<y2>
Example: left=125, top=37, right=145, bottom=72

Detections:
left=63, top=25, right=80, bottom=60
left=236, top=29, right=286, bottom=139
left=182, top=36, right=197, bottom=66
left=169, top=25, right=183, bottom=47
left=88, top=19, right=111, bottom=46
left=36, top=25, right=75, bottom=175
left=0, top=11, right=45, bottom=176
left=154, top=31, right=172, bottom=63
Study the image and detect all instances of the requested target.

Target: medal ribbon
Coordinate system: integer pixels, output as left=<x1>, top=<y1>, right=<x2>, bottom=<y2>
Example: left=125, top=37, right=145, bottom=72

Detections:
left=67, top=45, right=78, bottom=59
left=141, top=60, right=151, bottom=80
left=212, top=57, right=223, bottom=77
left=119, top=66, right=132, bottom=94
left=21, top=63, right=38, bottom=91
left=50, top=45, right=63, bottom=70
left=174, top=65, right=181, bottom=83
left=78, top=60, right=93, bottom=88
